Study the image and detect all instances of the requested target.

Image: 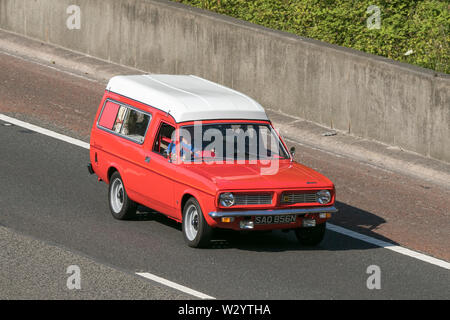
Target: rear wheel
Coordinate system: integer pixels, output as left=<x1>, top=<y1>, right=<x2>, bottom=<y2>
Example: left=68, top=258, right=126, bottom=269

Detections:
left=182, top=198, right=213, bottom=248
left=108, top=172, right=137, bottom=220
left=295, top=222, right=326, bottom=246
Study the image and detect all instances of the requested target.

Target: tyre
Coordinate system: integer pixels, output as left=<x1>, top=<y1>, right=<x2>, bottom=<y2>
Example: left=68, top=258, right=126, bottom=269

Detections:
left=182, top=198, right=213, bottom=248
left=108, top=171, right=137, bottom=220
left=295, top=222, right=326, bottom=246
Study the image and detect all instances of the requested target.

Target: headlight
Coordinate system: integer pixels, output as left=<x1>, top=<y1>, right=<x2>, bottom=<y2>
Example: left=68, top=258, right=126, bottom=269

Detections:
left=316, top=190, right=331, bottom=204
left=219, top=192, right=235, bottom=207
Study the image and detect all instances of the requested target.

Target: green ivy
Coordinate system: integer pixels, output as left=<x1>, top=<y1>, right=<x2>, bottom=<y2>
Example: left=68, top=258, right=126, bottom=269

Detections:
left=173, top=0, right=449, bottom=74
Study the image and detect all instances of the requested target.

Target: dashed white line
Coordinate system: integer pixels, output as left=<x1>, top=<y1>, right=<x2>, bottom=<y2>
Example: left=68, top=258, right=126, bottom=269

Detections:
left=136, top=272, right=215, bottom=300
left=1, top=113, right=448, bottom=301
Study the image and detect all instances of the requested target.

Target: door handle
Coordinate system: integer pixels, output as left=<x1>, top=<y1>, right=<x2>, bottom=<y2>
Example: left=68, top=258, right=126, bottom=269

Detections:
left=144, top=156, right=151, bottom=163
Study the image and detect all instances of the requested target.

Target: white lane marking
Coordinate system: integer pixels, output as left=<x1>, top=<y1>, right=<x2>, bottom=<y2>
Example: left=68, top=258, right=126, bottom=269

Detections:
left=136, top=272, right=215, bottom=300
left=327, top=224, right=450, bottom=270
left=0, top=114, right=90, bottom=150
left=1, top=113, right=449, bottom=273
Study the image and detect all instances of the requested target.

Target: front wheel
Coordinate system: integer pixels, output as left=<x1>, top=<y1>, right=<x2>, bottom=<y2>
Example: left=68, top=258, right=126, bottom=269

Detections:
left=295, top=222, right=326, bottom=246
left=182, top=198, right=213, bottom=248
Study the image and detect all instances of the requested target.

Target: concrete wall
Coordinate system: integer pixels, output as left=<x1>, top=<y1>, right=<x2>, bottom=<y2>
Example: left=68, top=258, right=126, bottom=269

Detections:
left=1, top=0, right=449, bottom=162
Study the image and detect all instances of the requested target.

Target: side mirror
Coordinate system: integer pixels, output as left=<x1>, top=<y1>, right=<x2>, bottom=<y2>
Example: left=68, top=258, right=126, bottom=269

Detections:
left=290, top=146, right=296, bottom=157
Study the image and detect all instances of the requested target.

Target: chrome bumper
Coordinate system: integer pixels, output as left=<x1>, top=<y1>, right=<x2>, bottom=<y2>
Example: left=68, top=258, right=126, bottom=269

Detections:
left=208, top=206, right=338, bottom=218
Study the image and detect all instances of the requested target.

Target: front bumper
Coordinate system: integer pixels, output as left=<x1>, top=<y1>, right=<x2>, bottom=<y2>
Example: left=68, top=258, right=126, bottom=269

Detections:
left=208, top=206, right=338, bottom=218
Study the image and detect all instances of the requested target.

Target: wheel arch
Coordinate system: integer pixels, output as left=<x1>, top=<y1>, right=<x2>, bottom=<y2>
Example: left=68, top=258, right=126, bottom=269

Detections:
left=181, top=193, right=195, bottom=214
left=107, top=166, right=119, bottom=184
left=179, top=189, right=217, bottom=227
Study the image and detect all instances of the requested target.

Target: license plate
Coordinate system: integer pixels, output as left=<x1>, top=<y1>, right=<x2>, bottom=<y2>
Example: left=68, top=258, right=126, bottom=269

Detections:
left=254, top=214, right=296, bottom=225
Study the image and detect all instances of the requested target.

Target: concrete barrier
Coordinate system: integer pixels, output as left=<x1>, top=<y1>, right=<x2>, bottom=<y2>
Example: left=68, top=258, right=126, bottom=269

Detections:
left=1, top=0, right=449, bottom=162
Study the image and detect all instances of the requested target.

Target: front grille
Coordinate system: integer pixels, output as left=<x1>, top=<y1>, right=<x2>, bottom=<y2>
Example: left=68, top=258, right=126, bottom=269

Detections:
left=234, top=193, right=273, bottom=205
left=281, top=192, right=317, bottom=204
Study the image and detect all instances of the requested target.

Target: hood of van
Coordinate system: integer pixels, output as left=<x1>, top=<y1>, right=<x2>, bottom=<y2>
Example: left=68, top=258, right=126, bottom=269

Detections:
left=185, top=161, right=334, bottom=191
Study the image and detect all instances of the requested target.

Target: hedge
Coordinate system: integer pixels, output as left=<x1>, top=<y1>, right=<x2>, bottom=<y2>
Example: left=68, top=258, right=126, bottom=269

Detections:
left=173, top=0, right=449, bottom=74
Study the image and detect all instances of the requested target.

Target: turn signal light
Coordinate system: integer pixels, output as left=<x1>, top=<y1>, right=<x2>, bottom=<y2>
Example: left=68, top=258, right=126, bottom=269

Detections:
left=221, top=217, right=234, bottom=223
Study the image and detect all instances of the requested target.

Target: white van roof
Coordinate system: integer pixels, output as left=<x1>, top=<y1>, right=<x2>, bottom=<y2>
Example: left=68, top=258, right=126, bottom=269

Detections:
left=106, top=74, right=269, bottom=123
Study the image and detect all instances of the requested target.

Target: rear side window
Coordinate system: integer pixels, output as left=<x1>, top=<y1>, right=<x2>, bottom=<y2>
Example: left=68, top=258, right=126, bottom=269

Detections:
left=98, top=100, right=151, bottom=144
left=98, top=101, right=119, bottom=130
left=113, top=105, right=128, bottom=132
left=120, top=109, right=150, bottom=143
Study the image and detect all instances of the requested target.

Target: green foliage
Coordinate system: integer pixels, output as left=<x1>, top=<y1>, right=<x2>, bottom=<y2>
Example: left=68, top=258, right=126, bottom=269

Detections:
left=173, top=0, right=449, bottom=73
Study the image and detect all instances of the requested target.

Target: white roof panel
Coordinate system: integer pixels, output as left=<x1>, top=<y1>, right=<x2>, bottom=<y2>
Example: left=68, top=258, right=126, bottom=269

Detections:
left=106, top=74, right=269, bottom=123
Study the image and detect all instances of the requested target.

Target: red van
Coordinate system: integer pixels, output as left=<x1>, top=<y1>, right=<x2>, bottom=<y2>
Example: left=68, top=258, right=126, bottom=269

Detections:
left=88, top=75, right=337, bottom=247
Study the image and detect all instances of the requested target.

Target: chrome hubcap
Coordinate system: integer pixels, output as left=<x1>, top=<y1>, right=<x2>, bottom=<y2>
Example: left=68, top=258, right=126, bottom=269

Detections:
left=110, top=178, right=124, bottom=213
left=185, top=204, right=199, bottom=241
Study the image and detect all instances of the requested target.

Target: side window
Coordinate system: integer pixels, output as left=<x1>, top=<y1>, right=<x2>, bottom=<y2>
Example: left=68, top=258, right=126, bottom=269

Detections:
left=120, top=109, right=150, bottom=143
left=98, top=100, right=151, bottom=144
left=153, top=122, right=175, bottom=157
left=113, top=105, right=128, bottom=133
left=98, top=101, right=120, bottom=130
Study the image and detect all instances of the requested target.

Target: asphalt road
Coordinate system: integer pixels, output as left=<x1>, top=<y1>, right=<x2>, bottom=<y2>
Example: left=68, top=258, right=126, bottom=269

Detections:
left=0, top=43, right=449, bottom=299
left=0, top=119, right=449, bottom=299
left=0, top=226, right=191, bottom=299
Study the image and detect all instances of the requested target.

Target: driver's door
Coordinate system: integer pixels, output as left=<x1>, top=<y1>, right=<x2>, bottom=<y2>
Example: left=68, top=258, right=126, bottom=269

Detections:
left=140, top=119, right=177, bottom=216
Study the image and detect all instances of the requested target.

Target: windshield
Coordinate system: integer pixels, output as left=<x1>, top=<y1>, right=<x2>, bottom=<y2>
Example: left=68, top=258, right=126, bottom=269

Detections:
left=169, top=123, right=290, bottom=162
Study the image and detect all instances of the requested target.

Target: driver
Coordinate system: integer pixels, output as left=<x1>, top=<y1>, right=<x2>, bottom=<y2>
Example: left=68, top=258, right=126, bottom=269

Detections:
left=167, top=136, right=194, bottom=161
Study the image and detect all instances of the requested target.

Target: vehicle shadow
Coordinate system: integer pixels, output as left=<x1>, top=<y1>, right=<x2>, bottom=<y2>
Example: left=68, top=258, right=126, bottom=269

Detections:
left=134, top=206, right=182, bottom=231
left=132, top=201, right=398, bottom=253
